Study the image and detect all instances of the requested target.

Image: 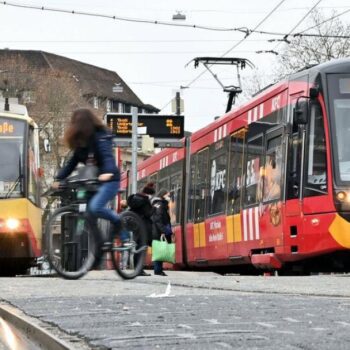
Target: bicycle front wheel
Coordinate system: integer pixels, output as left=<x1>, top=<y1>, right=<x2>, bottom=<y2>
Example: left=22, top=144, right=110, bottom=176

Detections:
left=111, top=211, right=148, bottom=279
left=45, top=207, right=98, bottom=280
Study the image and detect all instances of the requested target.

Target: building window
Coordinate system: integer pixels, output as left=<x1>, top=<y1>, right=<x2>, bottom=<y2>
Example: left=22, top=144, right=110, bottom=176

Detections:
left=22, top=90, right=35, bottom=104
left=124, top=104, right=131, bottom=113
left=93, top=97, right=99, bottom=109
left=106, top=99, right=111, bottom=112
left=112, top=100, right=119, bottom=112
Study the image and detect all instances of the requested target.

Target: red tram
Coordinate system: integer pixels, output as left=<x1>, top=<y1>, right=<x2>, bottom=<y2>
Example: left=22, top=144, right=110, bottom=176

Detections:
left=121, top=59, right=350, bottom=273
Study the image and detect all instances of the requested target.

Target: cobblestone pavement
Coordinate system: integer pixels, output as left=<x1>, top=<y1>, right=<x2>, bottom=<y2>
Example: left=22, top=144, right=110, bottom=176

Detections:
left=1, top=271, right=350, bottom=349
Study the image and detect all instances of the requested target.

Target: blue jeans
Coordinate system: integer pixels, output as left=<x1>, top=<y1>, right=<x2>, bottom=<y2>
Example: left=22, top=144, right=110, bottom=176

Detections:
left=88, top=181, right=121, bottom=240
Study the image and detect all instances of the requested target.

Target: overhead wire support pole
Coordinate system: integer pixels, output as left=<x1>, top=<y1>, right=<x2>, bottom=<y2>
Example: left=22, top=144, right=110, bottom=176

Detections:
left=131, top=107, right=138, bottom=195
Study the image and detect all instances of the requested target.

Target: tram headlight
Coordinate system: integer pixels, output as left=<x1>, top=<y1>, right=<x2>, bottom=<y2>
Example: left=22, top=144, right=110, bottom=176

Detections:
left=336, top=191, right=347, bottom=202
left=5, top=218, right=20, bottom=230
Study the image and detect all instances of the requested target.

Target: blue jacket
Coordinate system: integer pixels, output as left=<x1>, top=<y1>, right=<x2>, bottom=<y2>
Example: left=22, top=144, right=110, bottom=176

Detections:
left=56, top=129, right=120, bottom=181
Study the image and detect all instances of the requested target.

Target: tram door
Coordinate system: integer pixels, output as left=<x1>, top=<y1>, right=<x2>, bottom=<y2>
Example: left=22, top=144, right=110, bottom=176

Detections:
left=286, top=91, right=332, bottom=237
left=227, top=131, right=245, bottom=251
left=301, top=100, right=332, bottom=214
left=193, top=148, right=209, bottom=260
left=285, top=92, right=306, bottom=236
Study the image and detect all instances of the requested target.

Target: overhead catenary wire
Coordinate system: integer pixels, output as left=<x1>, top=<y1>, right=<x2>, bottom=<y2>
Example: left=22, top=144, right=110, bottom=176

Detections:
left=158, top=98, right=173, bottom=112
left=0, top=39, right=271, bottom=43
left=1, top=1, right=349, bottom=40
left=0, top=67, right=233, bottom=87
left=296, top=6, right=350, bottom=35
left=2, top=0, right=350, bottom=106
left=273, top=0, right=322, bottom=51
left=0, top=1, right=249, bottom=33
left=250, top=6, right=350, bottom=39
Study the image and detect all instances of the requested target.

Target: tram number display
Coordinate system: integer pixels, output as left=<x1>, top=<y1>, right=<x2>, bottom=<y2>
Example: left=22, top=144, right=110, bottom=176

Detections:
left=106, top=114, right=184, bottom=139
left=0, top=117, right=25, bottom=137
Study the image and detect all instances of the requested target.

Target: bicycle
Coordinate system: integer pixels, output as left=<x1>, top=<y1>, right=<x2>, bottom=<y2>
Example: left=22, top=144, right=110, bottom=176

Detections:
left=44, top=178, right=148, bottom=280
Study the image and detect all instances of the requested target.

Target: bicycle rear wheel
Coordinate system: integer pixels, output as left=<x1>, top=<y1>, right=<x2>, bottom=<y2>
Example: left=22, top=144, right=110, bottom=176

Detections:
left=111, top=211, right=148, bottom=279
left=45, top=207, right=98, bottom=279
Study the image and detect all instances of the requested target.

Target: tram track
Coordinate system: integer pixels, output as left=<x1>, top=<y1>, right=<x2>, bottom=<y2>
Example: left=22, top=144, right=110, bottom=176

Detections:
left=0, top=304, right=87, bottom=350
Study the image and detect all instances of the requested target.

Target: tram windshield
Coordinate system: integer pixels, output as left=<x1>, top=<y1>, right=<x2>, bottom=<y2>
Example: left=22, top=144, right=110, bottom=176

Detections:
left=0, top=117, right=25, bottom=198
left=328, top=74, right=350, bottom=184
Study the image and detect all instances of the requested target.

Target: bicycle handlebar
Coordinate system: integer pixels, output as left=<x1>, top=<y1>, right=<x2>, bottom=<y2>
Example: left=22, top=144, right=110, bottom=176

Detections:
left=63, top=177, right=99, bottom=186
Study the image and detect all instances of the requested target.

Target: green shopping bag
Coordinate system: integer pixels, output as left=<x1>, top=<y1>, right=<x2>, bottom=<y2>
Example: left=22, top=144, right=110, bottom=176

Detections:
left=152, top=238, right=176, bottom=264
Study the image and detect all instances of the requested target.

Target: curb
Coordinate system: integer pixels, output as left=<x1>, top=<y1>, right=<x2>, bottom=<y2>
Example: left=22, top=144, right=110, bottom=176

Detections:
left=0, top=304, right=77, bottom=350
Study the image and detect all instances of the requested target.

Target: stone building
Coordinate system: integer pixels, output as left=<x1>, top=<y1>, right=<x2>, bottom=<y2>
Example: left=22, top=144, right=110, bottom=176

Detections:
left=0, top=49, right=158, bottom=175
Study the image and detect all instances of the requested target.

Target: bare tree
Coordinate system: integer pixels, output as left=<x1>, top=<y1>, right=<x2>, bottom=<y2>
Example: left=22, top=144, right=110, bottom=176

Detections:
left=0, top=57, right=91, bottom=219
left=238, top=67, right=275, bottom=104
left=276, top=9, right=350, bottom=78
left=30, top=72, right=88, bottom=186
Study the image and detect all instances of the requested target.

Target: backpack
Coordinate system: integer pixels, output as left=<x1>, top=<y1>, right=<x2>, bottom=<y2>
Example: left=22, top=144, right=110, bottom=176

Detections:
left=127, top=193, right=153, bottom=218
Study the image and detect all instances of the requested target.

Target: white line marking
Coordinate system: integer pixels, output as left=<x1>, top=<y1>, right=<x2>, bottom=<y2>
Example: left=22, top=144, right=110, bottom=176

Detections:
left=248, top=110, right=252, bottom=124
left=283, top=317, right=300, bottom=323
left=243, top=210, right=248, bottom=241
left=259, top=103, right=264, bottom=119
left=256, top=322, right=276, bottom=328
left=254, top=207, right=260, bottom=240
left=249, top=208, right=254, bottom=240
left=254, top=107, right=258, bottom=121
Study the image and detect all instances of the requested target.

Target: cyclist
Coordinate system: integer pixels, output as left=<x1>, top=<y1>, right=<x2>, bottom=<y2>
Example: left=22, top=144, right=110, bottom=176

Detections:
left=52, top=108, right=121, bottom=251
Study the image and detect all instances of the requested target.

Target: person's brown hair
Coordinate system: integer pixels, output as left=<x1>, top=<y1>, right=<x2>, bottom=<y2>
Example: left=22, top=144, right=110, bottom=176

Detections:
left=64, top=108, right=106, bottom=149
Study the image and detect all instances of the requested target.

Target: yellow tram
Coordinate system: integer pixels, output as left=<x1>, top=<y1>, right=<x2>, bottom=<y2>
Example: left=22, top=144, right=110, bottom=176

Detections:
left=0, top=101, right=42, bottom=275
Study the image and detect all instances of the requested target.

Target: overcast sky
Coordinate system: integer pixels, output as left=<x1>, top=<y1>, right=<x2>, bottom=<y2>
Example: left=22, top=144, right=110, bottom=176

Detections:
left=0, top=0, right=349, bottom=131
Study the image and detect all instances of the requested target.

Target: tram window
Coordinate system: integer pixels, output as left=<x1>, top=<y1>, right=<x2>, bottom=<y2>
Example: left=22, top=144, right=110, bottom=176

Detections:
left=137, top=178, right=147, bottom=193
left=304, top=102, right=328, bottom=196
left=332, top=99, right=350, bottom=182
left=158, top=167, right=169, bottom=193
left=194, top=149, right=209, bottom=221
left=149, top=172, right=158, bottom=192
left=263, top=135, right=282, bottom=202
left=208, top=140, right=227, bottom=215
left=227, top=134, right=245, bottom=215
left=170, top=172, right=182, bottom=225
left=158, top=177, right=169, bottom=193
left=244, top=136, right=263, bottom=206
left=187, top=155, right=196, bottom=222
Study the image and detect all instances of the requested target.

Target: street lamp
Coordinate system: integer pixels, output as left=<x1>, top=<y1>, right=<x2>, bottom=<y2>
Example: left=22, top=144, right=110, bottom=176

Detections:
left=172, top=11, right=186, bottom=20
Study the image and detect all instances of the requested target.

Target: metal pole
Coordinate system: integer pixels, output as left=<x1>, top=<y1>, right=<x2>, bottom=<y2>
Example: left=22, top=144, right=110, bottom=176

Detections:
left=131, top=107, right=138, bottom=194
left=176, top=92, right=181, bottom=116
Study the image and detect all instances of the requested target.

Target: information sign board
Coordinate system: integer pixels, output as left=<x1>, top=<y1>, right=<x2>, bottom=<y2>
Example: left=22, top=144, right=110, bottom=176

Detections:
left=105, top=113, right=184, bottom=139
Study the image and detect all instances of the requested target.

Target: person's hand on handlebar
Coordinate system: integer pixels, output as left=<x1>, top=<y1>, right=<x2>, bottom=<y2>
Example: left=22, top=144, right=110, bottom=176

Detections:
left=98, top=173, right=113, bottom=182
left=51, top=181, right=61, bottom=190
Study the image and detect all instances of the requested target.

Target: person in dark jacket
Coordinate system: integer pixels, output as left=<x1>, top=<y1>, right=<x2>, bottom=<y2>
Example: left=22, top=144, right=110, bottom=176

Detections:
left=127, top=182, right=155, bottom=276
left=52, top=108, right=121, bottom=250
left=151, top=188, right=173, bottom=276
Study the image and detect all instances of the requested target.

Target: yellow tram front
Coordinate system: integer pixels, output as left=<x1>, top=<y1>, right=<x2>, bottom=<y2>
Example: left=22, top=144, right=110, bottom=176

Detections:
left=0, top=104, right=42, bottom=275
